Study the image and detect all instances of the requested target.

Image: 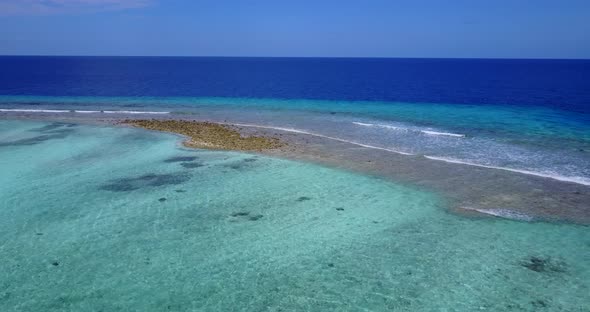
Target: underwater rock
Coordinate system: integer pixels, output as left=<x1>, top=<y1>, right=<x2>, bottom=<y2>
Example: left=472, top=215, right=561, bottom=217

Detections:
left=180, top=162, right=204, bottom=169
left=297, top=196, right=311, bottom=202
left=99, top=172, right=191, bottom=192
left=223, top=162, right=246, bottom=170
left=229, top=211, right=263, bottom=221
left=29, top=122, right=65, bottom=132
left=230, top=211, right=250, bottom=217
left=51, top=261, right=59, bottom=266
left=336, top=207, right=344, bottom=211
left=531, top=300, right=548, bottom=308
left=248, top=214, right=264, bottom=221
left=327, top=263, right=335, bottom=267
left=158, top=197, right=167, bottom=202
left=521, top=256, right=566, bottom=273
left=163, top=156, right=198, bottom=163
left=0, top=129, right=74, bottom=147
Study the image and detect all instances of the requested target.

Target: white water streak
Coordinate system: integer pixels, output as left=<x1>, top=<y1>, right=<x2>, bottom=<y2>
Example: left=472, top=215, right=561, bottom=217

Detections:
left=425, top=155, right=590, bottom=186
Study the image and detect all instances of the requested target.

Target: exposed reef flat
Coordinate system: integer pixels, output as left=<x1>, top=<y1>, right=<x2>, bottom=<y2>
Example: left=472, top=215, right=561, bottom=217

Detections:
left=122, top=119, right=284, bottom=151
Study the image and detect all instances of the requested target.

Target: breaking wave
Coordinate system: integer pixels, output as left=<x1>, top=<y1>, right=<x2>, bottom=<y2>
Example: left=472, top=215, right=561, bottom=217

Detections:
left=424, top=156, right=590, bottom=186
left=0, top=108, right=170, bottom=114
left=353, top=121, right=464, bottom=137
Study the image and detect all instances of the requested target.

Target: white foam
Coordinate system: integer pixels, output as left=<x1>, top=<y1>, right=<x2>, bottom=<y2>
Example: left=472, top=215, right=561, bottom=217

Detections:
left=102, top=110, right=170, bottom=114
left=74, top=110, right=102, bottom=113
left=0, top=108, right=170, bottom=115
left=424, top=155, right=590, bottom=186
left=353, top=121, right=406, bottom=131
left=461, top=207, right=534, bottom=221
left=231, top=123, right=590, bottom=185
left=0, top=108, right=70, bottom=113
left=353, top=121, right=463, bottom=136
left=230, top=123, right=415, bottom=156
left=421, top=130, right=465, bottom=137
left=352, top=122, right=374, bottom=127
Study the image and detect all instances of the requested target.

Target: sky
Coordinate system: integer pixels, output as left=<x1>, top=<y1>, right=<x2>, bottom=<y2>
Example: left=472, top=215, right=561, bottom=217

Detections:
left=0, top=0, right=588, bottom=58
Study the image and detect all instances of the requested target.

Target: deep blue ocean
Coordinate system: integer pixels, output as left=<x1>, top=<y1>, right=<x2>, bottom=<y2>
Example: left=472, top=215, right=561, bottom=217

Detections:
left=1, top=56, right=589, bottom=184
left=1, top=56, right=590, bottom=113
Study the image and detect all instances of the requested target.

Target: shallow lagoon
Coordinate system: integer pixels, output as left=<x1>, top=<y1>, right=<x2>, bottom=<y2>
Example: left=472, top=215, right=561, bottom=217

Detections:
left=0, top=120, right=588, bottom=311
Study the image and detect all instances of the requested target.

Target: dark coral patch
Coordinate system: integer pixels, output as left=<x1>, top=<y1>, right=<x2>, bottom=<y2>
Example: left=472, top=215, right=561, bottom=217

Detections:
left=100, top=172, right=191, bottom=192
left=336, top=207, right=344, bottom=211
left=0, top=129, right=74, bottom=147
left=223, top=163, right=244, bottom=170
left=163, top=156, right=198, bottom=163
left=531, top=300, right=548, bottom=308
left=223, top=158, right=260, bottom=170
left=296, top=196, right=311, bottom=202
left=158, top=197, right=167, bottom=202
left=180, top=162, right=205, bottom=169
left=29, top=122, right=66, bottom=132
left=231, top=212, right=250, bottom=217
left=521, top=256, right=566, bottom=273
left=248, top=214, right=263, bottom=221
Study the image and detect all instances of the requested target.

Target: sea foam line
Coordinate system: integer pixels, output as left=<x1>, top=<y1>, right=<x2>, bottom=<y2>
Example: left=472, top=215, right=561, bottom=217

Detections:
left=420, top=130, right=465, bottom=137
left=233, top=123, right=590, bottom=186
left=352, top=121, right=406, bottom=131
left=230, top=123, right=415, bottom=156
left=102, top=110, right=169, bottom=114
left=0, top=108, right=170, bottom=114
left=353, top=121, right=464, bottom=137
left=424, top=155, right=590, bottom=186
left=461, top=207, right=534, bottom=222
left=0, top=108, right=70, bottom=113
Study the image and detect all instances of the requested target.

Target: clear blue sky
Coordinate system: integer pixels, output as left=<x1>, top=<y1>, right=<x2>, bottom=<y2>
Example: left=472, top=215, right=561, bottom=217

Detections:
left=0, top=0, right=588, bottom=58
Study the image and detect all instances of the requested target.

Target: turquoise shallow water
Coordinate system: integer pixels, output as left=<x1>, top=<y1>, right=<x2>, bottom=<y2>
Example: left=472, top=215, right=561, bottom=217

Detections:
left=2, top=95, right=590, bottom=185
left=0, top=120, right=589, bottom=311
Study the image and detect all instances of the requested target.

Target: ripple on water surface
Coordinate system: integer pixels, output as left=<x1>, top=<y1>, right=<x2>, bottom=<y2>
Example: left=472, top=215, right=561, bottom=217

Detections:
left=0, top=120, right=588, bottom=311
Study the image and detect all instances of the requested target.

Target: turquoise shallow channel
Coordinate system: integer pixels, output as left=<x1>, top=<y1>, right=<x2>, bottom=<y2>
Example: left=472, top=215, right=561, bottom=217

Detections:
left=0, top=119, right=588, bottom=311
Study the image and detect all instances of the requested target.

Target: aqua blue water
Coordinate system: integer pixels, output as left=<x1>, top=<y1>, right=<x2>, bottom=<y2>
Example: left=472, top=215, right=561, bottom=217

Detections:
left=2, top=95, right=590, bottom=185
left=1, top=120, right=588, bottom=311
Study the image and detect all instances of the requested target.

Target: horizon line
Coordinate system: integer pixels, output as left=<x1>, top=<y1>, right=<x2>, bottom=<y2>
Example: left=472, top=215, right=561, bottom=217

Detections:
left=1, top=54, right=589, bottom=61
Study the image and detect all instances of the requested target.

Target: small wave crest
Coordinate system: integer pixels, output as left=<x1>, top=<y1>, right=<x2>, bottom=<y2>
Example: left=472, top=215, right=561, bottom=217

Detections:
left=425, top=155, right=590, bottom=186
left=352, top=121, right=406, bottom=131
left=0, top=108, right=170, bottom=115
left=461, top=207, right=534, bottom=221
left=351, top=122, right=373, bottom=127
left=420, top=130, right=465, bottom=137
left=353, top=121, right=463, bottom=137
left=0, top=108, right=70, bottom=113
